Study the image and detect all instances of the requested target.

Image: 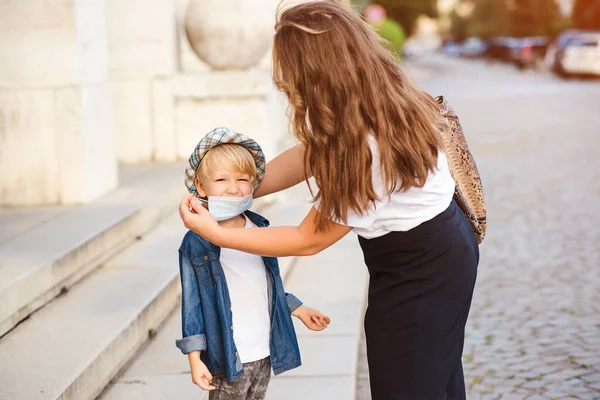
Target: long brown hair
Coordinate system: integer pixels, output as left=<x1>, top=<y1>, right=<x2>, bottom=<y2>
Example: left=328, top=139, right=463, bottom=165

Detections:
left=273, top=0, right=445, bottom=230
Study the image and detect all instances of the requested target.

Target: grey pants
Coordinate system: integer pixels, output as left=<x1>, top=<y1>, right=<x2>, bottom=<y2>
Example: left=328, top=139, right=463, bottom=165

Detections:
left=209, top=357, right=271, bottom=400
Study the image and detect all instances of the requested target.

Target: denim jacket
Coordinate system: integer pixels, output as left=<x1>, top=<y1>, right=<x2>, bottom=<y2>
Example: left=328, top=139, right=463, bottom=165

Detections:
left=175, top=210, right=302, bottom=381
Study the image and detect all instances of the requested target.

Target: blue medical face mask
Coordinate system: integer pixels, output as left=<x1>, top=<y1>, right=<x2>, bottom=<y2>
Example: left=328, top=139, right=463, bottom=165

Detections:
left=197, top=192, right=253, bottom=221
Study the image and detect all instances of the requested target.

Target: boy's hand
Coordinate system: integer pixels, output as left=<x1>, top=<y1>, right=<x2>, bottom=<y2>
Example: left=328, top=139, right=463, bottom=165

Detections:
left=292, top=305, right=330, bottom=331
left=188, top=351, right=215, bottom=391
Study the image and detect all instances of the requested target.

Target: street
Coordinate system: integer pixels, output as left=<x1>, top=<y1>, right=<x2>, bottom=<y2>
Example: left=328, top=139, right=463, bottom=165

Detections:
left=357, top=55, right=600, bottom=400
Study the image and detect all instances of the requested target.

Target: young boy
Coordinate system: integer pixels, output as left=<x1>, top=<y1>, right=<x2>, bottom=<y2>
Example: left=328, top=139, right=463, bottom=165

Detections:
left=176, top=127, right=330, bottom=400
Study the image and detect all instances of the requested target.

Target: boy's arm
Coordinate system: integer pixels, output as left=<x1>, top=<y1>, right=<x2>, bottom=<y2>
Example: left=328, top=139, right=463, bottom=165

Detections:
left=284, top=288, right=330, bottom=331
left=175, top=250, right=207, bottom=354
left=188, top=351, right=215, bottom=391
left=290, top=299, right=331, bottom=332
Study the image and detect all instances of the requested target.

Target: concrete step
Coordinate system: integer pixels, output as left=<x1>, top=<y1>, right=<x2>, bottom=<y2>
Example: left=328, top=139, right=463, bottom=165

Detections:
left=98, top=301, right=209, bottom=400
left=0, top=162, right=186, bottom=337
left=0, top=214, right=186, bottom=400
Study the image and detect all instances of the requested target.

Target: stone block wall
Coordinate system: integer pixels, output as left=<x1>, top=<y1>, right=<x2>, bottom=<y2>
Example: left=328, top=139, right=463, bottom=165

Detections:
left=0, top=0, right=292, bottom=205
left=0, top=0, right=118, bottom=205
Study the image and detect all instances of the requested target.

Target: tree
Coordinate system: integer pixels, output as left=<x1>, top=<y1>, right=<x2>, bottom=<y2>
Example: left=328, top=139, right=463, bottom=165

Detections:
left=467, top=0, right=564, bottom=38
left=374, top=0, right=438, bottom=36
left=573, top=0, right=600, bottom=29
left=468, top=0, right=513, bottom=38
left=376, top=17, right=407, bottom=57
left=449, top=8, right=470, bottom=42
left=512, top=0, right=562, bottom=37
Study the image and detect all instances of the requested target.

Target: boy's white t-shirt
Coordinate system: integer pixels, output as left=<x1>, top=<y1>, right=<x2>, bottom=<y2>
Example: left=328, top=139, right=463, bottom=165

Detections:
left=219, top=216, right=271, bottom=363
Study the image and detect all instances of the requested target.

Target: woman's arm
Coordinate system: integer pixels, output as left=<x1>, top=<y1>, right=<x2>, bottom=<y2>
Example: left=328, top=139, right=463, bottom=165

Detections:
left=179, top=195, right=352, bottom=257
left=254, top=143, right=310, bottom=199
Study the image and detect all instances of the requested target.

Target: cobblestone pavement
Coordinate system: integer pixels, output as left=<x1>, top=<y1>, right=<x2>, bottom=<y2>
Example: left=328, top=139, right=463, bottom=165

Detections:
left=357, top=55, right=600, bottom=400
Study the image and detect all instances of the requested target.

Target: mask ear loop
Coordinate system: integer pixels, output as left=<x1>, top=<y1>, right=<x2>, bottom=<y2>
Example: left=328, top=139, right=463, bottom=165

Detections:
left=189, top=196, right=208, bottom=212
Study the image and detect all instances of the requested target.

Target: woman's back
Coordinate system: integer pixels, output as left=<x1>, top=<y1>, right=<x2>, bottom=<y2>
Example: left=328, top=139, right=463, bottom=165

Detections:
left=325, top=135, right=456, bottom=239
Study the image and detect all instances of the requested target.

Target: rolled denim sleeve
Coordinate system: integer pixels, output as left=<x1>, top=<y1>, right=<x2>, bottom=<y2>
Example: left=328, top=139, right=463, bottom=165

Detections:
left=285, top=292, right=303, bottom=313
left=175, top=250, right=207, bottom=354
left=176, top=334, right=207, bottom=354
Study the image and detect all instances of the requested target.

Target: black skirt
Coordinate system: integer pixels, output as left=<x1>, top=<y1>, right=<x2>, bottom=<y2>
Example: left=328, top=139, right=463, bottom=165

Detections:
left=358, top=200, right=479, bottom=400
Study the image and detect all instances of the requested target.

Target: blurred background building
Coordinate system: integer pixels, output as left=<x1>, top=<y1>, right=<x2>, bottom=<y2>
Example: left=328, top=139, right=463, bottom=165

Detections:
left=1, top=0, right=598, bottom=207
left=0, top=0, right=292, bottom=207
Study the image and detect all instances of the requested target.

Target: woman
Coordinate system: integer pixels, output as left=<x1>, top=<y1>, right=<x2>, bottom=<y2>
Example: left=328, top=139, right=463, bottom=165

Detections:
left=179, top=2, right=479, bottom=399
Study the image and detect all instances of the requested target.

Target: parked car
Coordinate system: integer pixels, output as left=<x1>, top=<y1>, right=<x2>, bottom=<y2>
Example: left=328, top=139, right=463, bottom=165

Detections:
left=461, top=37, right=487, bottom=58
left=558, top=32, right=600, bottom=77
left=485, top=37, right=521, bottom=62
left=511, top=37, right=550, bottom=70
left=442, top=41, right=462, bottom=56
left=546, top=29, right=598, bottom=74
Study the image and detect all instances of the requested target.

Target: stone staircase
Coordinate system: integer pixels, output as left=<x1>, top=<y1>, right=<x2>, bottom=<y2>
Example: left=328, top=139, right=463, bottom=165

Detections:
left=0, top=163, right=187, bottom=400
left=0, top=171, right=369, bottom=400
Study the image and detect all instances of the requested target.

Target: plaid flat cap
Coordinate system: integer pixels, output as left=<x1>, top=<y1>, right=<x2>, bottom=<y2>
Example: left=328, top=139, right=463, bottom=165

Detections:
left=184, top=127, right=266, bottom=196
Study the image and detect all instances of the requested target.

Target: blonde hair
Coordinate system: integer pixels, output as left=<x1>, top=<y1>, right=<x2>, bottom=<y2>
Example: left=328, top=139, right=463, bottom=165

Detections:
left=273, top=1, right=445, bottom=231
left=196, top=144, right=257, bottom=184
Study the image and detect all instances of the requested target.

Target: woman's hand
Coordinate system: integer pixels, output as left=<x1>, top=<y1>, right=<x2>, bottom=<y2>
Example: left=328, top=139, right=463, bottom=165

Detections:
left=292, top=305, right=331, bottom=331
left=179, top=194, right=221, bottom=243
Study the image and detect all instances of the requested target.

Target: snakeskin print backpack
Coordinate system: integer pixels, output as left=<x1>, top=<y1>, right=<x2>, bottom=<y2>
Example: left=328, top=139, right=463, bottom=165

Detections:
left=435, top=96, right=487, bottom=244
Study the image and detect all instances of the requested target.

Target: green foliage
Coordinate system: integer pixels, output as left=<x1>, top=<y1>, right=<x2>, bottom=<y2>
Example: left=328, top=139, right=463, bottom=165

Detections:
left=551, top=16, right=574, bottom=35
left=375, top=0, right=438, bottom=36
left=351, top=0, right=371, bottom=10
left=512, top=0, right=562, bottom=37
left=449, top=9, right=470, bottom=42
left=573, top=0, right=600, bottom=30
left=467, top=0, right=513, bottom=38
left=375, top=17, right=407, bottom=57
left=462, top=0, right=565, bottom=39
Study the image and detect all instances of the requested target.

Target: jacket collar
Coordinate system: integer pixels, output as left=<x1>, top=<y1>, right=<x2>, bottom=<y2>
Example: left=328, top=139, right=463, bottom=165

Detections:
left=244, top=210, right=269, bottom=227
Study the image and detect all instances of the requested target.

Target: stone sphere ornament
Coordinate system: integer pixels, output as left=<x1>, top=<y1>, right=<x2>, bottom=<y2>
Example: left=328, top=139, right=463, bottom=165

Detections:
left=184, top=0, right=275, bottom=70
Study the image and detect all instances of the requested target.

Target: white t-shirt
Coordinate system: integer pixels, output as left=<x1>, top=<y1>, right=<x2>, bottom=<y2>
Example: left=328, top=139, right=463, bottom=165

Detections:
left=316, top=135, right=455, bottom=239
left=219, top=217, right=271, bottom=363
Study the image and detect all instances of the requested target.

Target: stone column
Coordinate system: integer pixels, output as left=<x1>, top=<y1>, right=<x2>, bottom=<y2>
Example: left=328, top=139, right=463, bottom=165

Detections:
left=174, top=0, right=281, bottom=162
left=105, top=0, right=178, bottom=163
left=0, top=0, right=118, bottom=205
